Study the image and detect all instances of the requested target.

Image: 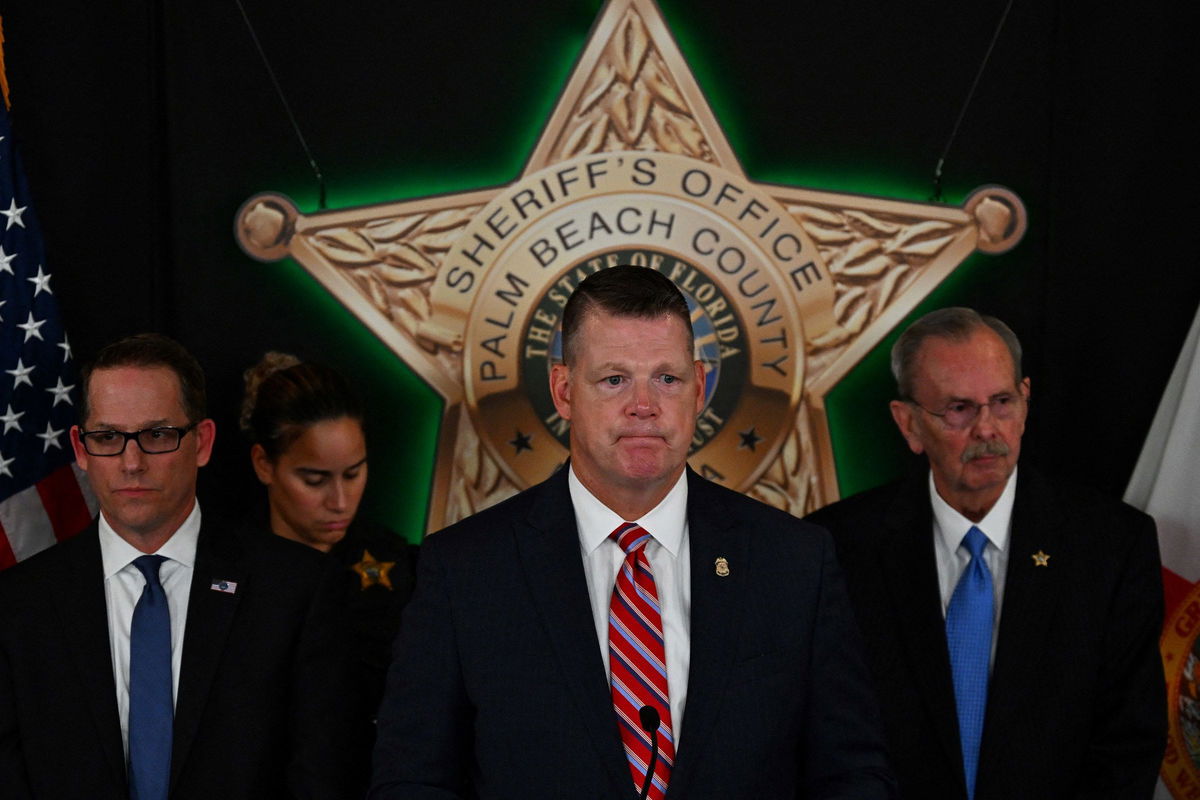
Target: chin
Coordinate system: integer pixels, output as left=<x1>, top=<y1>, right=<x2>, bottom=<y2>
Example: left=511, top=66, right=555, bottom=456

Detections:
left=617, top=456, right=676, bottom=484
left=112, top=508, right=160, bottom=530
left=310, top=529, right=347, bottom=546
left=962, top=462, right=1012, bottom=491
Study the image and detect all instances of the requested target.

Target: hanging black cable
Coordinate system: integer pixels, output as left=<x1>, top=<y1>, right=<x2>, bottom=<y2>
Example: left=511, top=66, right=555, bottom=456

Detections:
left=931, top=0, right=1014, bottom=202
left=234, top=0, right=328, bottom=209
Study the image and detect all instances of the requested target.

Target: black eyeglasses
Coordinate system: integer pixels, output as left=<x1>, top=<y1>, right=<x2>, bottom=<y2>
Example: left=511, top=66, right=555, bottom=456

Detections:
left=79, top=423, right=199, bottom=456
left=903, top=394, right=1025, bottom=430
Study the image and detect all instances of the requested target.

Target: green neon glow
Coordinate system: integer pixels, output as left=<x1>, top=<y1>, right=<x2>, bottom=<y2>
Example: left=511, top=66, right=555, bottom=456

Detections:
left=663, top=0, right=1030, bottom=496
left=269, top=0, right=1030, bottom=524
left=657, top=1, right=751, bottom=171
left=257, top=16, right=587, bottom=543
left=758, top=169, right=937, bottom=204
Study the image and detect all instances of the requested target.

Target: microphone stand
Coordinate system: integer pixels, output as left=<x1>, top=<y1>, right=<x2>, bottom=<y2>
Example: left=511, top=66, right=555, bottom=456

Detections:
left=638, top=705, right=660, bottom=800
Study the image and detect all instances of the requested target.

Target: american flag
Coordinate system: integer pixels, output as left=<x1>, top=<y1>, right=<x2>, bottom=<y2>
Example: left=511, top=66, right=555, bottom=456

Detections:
left=0, top=93, right=96, bottom=569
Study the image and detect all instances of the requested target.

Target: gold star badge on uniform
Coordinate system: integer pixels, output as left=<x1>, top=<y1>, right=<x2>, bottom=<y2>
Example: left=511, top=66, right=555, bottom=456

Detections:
left=1031, top=550, right=1050, bottom=567
left=351, top=549, right=396, bottom=590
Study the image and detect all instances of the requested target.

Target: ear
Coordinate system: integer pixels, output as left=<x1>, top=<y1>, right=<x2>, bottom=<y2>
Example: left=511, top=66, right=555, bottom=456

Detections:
left=550, top=363, right=572, bottom=421
left=1016, top=377, right=1032, bottom=431
left=889, top=400, right=925, bottom=455
left=70, top=425, right=89, bottom=471
left=693, top=360, right=706, bottom=415
left=193, top=419, right=216, bottom=468
left=250, top=442, right=275, bottom=485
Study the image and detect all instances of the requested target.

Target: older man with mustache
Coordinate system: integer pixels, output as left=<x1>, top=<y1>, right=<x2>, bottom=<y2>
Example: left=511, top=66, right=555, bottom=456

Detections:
left=807, top=307, right=1166, bottom=800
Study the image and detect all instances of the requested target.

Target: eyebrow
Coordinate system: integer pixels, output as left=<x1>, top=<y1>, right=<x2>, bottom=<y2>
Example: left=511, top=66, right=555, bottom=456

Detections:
left=591, top=361, right=627, bottom=373
left=943, top=390, right=1017, bottom=403
left=591, top=360, right=686, bottom=374
left=295, top=457, right=368, bottom=477
left=87, top=418, right=173, bottom=430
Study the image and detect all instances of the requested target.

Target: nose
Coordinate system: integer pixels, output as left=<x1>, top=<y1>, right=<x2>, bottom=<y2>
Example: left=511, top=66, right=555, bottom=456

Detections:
left=626, top=379, right=658, bottom=418
left=971, top=401, right=1000, bottom=438
left=119, top=438, right=148, bottom=473
left=325, top=480, right=348, bottom=512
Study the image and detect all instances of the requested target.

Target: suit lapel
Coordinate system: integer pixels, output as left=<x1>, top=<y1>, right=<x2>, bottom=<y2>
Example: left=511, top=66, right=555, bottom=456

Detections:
left=977, top=468, right=1065, bottom=787
left=170, top=521, right=246, bottom=791
left=877, top=477, right=966, bottom=788
left=52, top=525, right=128, bottom=790
left=666, top=472, right=747, bottom=800
left=518, top=468, right=637, bottom=799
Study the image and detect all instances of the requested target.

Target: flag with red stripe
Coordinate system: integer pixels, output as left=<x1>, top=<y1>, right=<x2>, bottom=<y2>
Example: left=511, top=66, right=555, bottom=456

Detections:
left=1124, top=301, right=1200, bottom=800
left=0, top=54, right=96, bottom=570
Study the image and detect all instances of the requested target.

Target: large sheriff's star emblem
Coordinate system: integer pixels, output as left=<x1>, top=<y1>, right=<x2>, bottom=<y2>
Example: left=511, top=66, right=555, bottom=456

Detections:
left=236, top=0, right=1025, bottom=535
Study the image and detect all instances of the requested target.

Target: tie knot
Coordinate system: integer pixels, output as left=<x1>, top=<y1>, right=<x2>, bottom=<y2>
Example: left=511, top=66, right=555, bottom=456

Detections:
left=611, top=522, right=651, bottom=554
left=132, top=554, right=168, bottom=585
left=961, top=526, right=988, bottom=560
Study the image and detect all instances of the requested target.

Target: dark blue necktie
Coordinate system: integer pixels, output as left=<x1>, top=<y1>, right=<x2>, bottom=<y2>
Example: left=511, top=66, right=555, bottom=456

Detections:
left=129, top=554, right=173, bottom=800
left=945, top=526, right=993, bottom=800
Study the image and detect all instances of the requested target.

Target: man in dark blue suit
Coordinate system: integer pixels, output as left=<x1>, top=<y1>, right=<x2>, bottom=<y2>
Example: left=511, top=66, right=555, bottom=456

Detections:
left=371, top=266, right=895, bottom=799
left=0, top=334, right=351, bottom=798
left=807, top=308, right=1165, bottom=799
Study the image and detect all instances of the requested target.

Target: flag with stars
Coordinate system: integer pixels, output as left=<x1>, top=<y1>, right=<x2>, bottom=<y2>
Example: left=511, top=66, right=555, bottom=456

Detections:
left=0, top=94, right=96, bottom=569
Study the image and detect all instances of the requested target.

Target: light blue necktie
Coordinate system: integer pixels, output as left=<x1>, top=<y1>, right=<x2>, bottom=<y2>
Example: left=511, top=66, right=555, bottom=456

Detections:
left=129, top=555, right=173, bottom=800
left=945, top=526, right=993, bottom=800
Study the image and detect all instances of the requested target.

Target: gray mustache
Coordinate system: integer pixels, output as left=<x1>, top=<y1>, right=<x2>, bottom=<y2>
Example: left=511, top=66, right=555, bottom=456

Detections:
left=961, top=440, right=1009, bottom=462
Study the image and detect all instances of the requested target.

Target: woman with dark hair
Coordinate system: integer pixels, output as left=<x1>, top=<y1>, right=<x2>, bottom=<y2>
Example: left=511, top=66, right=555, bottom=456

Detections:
left=241, top=352, right=415, bottom=787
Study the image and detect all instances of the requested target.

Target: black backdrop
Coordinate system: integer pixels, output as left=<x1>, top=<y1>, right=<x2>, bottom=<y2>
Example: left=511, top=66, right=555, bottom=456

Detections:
left=3, top=0, right=1196, bottom=541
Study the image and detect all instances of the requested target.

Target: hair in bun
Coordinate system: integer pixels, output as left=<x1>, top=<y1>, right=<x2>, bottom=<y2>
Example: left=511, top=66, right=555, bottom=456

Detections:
left=241, top=352, right=363, bottom=459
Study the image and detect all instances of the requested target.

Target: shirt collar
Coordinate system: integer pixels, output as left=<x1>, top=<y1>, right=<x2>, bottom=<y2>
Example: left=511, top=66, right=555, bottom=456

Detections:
left=569, top=466, right=689, bottom=557
left=99, top=501, right=202, bottom=579
left=930, top=467, right=1017, bottom=554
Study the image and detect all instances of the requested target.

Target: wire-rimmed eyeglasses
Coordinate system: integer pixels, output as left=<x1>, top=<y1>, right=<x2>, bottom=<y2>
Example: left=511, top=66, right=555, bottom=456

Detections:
left=902, top=393, right=1025, bottom=430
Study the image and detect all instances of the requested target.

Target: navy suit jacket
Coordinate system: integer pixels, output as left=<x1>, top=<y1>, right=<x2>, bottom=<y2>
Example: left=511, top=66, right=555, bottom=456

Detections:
left=0, top=516, right=353, bottom=799
left=370, top=467, right=896, bottom=799
left=806, top=466, right=1166, bottom=800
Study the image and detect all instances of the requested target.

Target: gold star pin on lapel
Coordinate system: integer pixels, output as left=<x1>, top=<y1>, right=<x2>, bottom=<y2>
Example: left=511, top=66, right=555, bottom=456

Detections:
left=1031, top=550, right=1050, bottom=567
left=351, top=549, right=396, bottom=590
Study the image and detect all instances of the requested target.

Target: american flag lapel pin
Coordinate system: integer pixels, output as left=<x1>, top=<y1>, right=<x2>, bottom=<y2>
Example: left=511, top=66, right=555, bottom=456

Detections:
left=210, top=579, right=238, bottom=594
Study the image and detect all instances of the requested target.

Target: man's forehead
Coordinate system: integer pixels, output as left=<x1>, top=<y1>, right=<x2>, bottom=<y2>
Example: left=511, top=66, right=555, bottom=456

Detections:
left=87, top=365, right=187, bottom=413
left=89, top=363, right=182, bottom=388
left=916, top=329, right=1013, bottom=369
left=575, top=344, right=693, bottom=375
left=587, top=355, right=689, bottom=374
left=577, top=309, right=691, bottom=346
left=912, top=331, right=1018, bottom=390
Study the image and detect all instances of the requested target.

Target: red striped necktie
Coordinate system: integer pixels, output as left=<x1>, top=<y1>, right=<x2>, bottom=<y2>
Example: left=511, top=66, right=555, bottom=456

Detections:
left=609, top=522, right=674, bottom=800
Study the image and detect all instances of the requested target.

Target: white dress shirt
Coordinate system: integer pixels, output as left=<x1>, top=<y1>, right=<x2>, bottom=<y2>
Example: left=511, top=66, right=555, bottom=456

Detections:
left=99, top=501, right=200, bottom=759
left=570, top=466, right=691, bottom=747
left=931, top=468, right=1017, bottom=667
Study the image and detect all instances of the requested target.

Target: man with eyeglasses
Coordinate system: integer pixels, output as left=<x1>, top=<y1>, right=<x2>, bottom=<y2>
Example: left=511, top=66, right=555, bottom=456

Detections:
left=0, top=333, right=352, bottom=798
left=807, top=307, right=1166, bottom=800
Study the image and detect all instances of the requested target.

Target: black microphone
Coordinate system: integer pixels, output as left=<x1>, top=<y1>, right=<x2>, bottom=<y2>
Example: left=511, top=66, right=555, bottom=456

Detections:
left=638, top=705, right=660, bottom=800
